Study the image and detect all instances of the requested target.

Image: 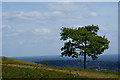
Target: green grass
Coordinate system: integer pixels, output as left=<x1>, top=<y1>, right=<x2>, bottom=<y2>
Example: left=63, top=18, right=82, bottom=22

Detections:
left=2, top=57, right=37, bottom=66
left=2, top=57, right=84, bottom=78
left=1, top=56, right=119, bottom=78
left=2, top=65, right=83, bottom=78
left=46, top=66, right=119, bottom=78
left=48, top=66, right=118, bottom=75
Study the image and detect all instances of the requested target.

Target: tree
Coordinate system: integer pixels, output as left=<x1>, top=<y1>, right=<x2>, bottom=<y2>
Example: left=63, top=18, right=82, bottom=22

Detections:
left=60, top=25, right=110, bottom=69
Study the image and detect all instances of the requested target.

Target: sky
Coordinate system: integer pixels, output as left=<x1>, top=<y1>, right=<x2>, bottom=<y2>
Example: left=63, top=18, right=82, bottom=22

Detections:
left=1, top=2, right=118, bottom=57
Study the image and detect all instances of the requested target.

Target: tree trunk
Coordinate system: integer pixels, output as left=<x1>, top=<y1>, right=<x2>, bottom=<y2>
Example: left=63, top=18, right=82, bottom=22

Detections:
left=84, top=54, right=86, bottom=69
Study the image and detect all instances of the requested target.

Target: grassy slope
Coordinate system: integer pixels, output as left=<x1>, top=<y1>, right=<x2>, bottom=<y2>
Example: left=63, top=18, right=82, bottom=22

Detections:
left=1, top=57, right=119, bottom=78
left=2, top=56, right=37, bottom=66
left=1, top=57, right=83, bottom=78
left=2, top=65, right=82, bottom=78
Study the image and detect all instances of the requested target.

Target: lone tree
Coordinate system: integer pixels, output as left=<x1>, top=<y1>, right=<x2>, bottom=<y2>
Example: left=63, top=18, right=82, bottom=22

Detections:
left=60, top=25, right=110, bottom=69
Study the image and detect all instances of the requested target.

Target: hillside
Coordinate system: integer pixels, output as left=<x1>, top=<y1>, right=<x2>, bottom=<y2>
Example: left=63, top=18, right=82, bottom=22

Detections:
left=1, top=57, right=119, bottom=79
left=13, top=55, right=119, bottom=71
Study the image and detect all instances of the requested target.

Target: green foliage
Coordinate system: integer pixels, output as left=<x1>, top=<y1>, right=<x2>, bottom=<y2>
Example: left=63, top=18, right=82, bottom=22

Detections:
left=60, top=24, right=110, bottom=60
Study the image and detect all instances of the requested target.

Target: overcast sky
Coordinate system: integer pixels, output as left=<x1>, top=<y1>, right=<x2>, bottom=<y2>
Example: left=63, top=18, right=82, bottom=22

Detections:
left=1, top=2, right=118, bottom=57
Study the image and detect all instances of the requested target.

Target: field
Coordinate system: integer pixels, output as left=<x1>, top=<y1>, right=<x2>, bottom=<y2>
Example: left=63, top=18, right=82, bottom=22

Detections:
left=1, top=57, right=119, bottom=79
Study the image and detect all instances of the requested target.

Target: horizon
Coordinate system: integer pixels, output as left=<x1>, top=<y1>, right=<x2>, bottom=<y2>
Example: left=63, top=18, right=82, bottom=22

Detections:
left=3, top=53, right=119, bottom=58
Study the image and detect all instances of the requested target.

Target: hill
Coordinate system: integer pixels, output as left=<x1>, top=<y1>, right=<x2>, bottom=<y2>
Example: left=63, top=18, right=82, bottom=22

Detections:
left=2, top=56, right=37, bottom=66
left=12, top=54, right=119, bottom=71
left=13, top=54, right=119, bottom=61
left=1, top=57, right=119, bottom=79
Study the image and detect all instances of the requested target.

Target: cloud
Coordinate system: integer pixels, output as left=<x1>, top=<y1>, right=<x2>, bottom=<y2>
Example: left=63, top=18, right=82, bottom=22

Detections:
left=0, top=25, right=12, bottom=29
left=51, top=11, right=64, bottom=16
left=48, top=3, right=87, bottom=11
left=3, top=11, right=44, bottom=23
left=33, top=28, right=51, bottom=35
left=83, top=12, right=98, bottom=19
left=72, top=25, right=83, bottom=28
left=90, top=12, right=98, bottom=17
left=2, top=25, right=25, bottom=37
left=2, top=3, right=89, bottom=25
left=45, top=11, right=64, bottom=17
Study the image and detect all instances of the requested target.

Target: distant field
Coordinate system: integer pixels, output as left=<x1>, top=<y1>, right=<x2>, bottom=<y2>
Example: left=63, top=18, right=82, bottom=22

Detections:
left=1, top=57, right=119, bottom=79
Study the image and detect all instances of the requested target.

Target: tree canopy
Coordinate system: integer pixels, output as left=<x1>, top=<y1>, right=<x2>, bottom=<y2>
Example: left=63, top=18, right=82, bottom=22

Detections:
left=60, top=25, right=110, bottom=69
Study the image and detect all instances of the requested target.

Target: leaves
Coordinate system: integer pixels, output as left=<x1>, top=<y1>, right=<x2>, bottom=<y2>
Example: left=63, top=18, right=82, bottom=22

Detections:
left=60, top=25, right=110, bottom=60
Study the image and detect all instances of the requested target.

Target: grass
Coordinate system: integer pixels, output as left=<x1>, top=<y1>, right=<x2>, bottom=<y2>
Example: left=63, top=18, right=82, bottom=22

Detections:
left=1, top=56, right=119, bottom=79
left=48, top=66, right=118, bottom=75
left=1, top=57, right=85, bottom=78
left=2, top=56, right=37, bottom=66
left=46, top=66, right=119, bottom=78
left=2, top=65, right=82, bottom=78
